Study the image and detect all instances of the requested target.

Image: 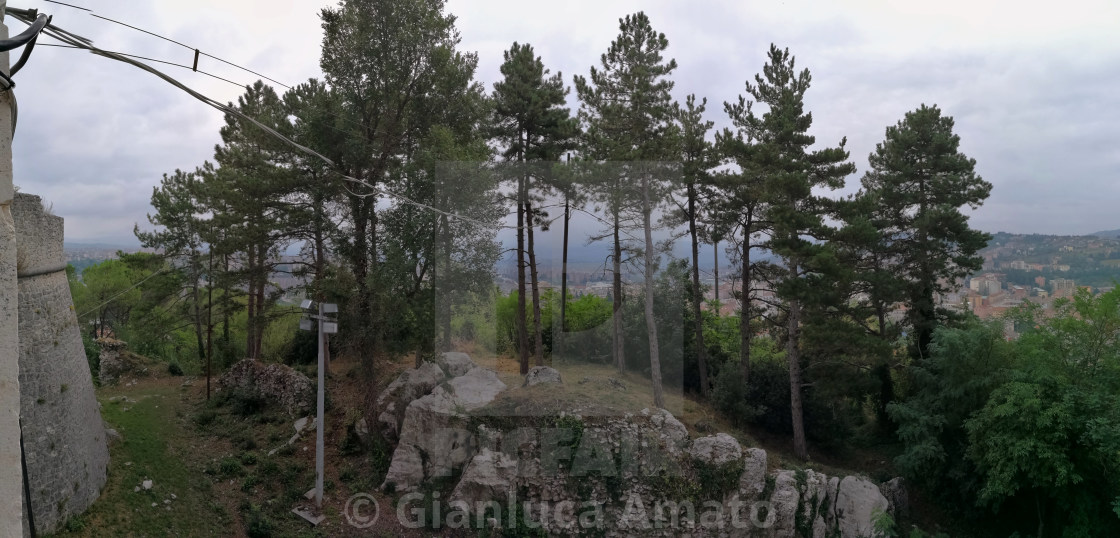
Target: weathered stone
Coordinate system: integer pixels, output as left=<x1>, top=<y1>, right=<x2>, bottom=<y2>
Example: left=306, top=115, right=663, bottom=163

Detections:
left=434, top=351, right=476, bottom=378
left=381, top=367, right=506, bottom=492
left=14, top=193, right=109, bottom=536
left=881, top=476, right=908, bottom=519
left=218, top=359, right=313, bottom=416
left=739, top=447, right=768, bottom=499
left=641, top=407, right=689, bottom=454
left=449, top=448, right=519, bottom=504
left=96, top=337, right=128, bottom=385
left=831, top=475, right=890, bottom=538
left=522, top=365, right=562, bottom=387
left=688, top=432, right=742, bottom=465
left=374, top=361, right=446, bottom=442
left=767, top=470, right=802, bottom=537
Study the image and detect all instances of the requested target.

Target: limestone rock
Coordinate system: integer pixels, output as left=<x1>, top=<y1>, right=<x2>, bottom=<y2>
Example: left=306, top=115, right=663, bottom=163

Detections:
left=882, top=476, right=908, bottom=519
left=218, top=359, right=313, bottom=416
left=374, top=361, right=447, bottom=442
left=688, top=432, right=742, bottom=466
left=739, top=448, right=768, bottom=499
left=641, top=407, right=689, bottom=454
left=523, top=365, right=563, bottom=387
left=450, top=448, right=519, bottom=504
left=381, top=367, right=507, bottom=492
left=96, top=338, right=129, bottom=385
left=435, top=351, right=476, bottom=378
left=832, top=475, right=890, bottom=538
left=767, top=470, right=802, bottom=537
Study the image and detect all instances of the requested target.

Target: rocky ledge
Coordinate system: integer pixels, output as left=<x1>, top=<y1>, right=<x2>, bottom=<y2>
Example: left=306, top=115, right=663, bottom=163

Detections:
left=373, top=355, right=902, bottom=537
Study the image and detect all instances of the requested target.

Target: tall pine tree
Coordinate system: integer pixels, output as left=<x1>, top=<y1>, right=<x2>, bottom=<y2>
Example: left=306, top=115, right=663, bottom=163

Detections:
left=575, top=12, right=678, bottom=408
left=734, top=45, right=855, bottom=459
left=861, top=104, right=992, bottom=360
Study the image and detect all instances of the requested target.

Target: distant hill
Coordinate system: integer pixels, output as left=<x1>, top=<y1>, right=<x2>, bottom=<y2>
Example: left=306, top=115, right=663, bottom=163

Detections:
left=1090, top=229, right=1120, bottom=239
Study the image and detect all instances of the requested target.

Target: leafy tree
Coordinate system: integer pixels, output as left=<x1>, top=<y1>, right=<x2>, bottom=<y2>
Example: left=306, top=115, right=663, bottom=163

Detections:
left=319, top=0, right=478, bottom=376
left=574, top=11, right=679, bottom=408
left=966, top=290, right=1120, bottom=537
left=730, top=45, right=855, bottom=459
left=491, top=41, right=576, bottom=372
left=861, top=104, right=992, bottom=360
left=888, top=320, right=1013, bottom=511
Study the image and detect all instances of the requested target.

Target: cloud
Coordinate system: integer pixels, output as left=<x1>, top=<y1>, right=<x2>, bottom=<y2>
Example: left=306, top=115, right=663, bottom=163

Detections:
left=6, top=0, right=1120, bottom=246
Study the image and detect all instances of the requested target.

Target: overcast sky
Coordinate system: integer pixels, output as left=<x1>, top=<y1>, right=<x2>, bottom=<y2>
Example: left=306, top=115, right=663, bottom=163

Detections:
left=6, top=0, right=1120, bottom=247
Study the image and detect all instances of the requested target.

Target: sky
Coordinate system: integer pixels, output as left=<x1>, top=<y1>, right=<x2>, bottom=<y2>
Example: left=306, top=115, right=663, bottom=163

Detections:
left=6, top=0, right=1120, bottom=248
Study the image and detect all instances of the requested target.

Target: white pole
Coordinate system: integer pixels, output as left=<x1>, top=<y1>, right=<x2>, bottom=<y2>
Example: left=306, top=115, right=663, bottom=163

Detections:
left=0, top=2, right=28, bottom=536
left=314, top=302, right=325, bottom=509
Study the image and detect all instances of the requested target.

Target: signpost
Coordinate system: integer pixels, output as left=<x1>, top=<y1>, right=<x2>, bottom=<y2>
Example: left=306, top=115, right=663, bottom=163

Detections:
left=295, top=299, right=336, bottom=523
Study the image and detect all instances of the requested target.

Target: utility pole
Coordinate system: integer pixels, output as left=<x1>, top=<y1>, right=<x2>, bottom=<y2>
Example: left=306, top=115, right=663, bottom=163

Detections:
left=0, top=3, right=27, bottom=536
left=295, top=299, right=335, bottom=524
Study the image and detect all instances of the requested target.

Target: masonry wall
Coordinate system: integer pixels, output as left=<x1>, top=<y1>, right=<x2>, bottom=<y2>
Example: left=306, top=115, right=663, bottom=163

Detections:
left=13, top=193, right=108, bottom=536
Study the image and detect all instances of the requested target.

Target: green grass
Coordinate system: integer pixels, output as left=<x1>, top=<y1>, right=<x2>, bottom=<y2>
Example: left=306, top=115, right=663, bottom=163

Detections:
left=46, top=382, right=233, bottom=537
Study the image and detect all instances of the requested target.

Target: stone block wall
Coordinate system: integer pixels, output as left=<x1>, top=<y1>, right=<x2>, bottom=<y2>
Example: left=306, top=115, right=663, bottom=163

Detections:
left=13, top=193, right=108, bottom=536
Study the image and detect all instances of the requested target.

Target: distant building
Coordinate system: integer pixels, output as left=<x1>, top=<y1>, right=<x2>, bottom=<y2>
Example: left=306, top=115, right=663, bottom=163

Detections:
left=1051, top=278, right=1075, bottom=295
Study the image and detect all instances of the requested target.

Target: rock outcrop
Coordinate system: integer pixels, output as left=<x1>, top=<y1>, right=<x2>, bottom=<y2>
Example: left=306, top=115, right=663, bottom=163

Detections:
left=375, top=352, right=900, bottom=537
left=523, top=365, right=563, bottom=387
left=217, top=359, right=313, bottom=416
left=381, top=366, right=507, bottom=492
left=434, top=351, right=476, bottom=377
left=374, top=361, right=447, bottom=442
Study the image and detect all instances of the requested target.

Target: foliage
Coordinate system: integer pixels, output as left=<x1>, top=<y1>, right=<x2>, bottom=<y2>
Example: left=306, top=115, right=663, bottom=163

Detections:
left=859, top=104, right=992, bottom=359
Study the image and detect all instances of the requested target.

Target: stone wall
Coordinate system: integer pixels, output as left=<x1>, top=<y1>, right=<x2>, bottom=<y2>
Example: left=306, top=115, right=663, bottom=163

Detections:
left=13, top=193, right=108, bottom=536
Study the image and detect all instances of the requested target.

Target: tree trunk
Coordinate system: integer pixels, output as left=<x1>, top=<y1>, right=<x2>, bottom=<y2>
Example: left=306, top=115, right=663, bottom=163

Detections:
left=787, top=261, right=808, bottom=461
left=527, top=200, right=544, bottom=366
left=206, top=249, right=213, bottom=401
left=739, top=238, right=752, bottom=386
left=246, top=247, right=256, bottom=359
left=687, top=184, right=709, bottom=397
left=713, top=239, right=719, bottom=306
left=643, top=176, right=665, bottom=409
left=560, top=190, right=570, bottom=350
left=438, top=212, right=453, bottom=354
left=515, top=179, right=530, bottom=375
left=612, top=208, right=624, bottom=372
left=191, top=251, right=206, bottom=364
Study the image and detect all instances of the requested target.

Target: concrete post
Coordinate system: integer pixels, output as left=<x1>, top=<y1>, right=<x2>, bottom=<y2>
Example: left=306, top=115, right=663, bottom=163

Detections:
left=0, top=2, right=28, bottom=536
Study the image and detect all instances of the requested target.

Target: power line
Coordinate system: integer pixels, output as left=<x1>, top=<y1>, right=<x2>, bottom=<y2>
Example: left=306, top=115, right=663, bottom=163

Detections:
left=76, top=266, right=170, bottom=319
left=38, top=0, right=292, bottom=88
left=37, top=43, right=246, bottom=87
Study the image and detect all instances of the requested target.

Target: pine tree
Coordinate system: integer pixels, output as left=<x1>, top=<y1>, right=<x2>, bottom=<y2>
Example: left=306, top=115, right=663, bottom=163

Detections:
left=575, top=12, right=678, bottom=408
left=672, top=94, right=716, bottom=396
left=491, top=42, right=576, bottom=373
left=734, top=45, right=856, bottom=459
left=861, top=104, right=992, bottom=360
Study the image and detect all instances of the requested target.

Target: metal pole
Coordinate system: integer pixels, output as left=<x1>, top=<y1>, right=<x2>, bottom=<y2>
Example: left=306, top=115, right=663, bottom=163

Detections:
left=314, top=302, right=325, bottom=509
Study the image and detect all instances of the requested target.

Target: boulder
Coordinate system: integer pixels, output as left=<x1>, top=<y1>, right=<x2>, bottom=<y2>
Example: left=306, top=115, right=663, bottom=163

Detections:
left=766, top=470, right=802, bottom=537
left=217, top=359, right=313, bottom=416
left=374, top=362, right=447, bottom=442
left=641, top=407, right=689, bottom=455
left=881, top=476, right=908, bottom=519
left=435, top=351, right=476, bottom=377
left=381, top=367, right=507, bottom=492
left=688, top=432, right=742, bottom=466
left=96, top=338, right=129, bottom=385
left=449, top=448, right=519, bottom=504
left=831, top=476, right=890, bottom=538
left=739, top=448, right=768, bottom=499
left=523, top=366, right=563, bottom=387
